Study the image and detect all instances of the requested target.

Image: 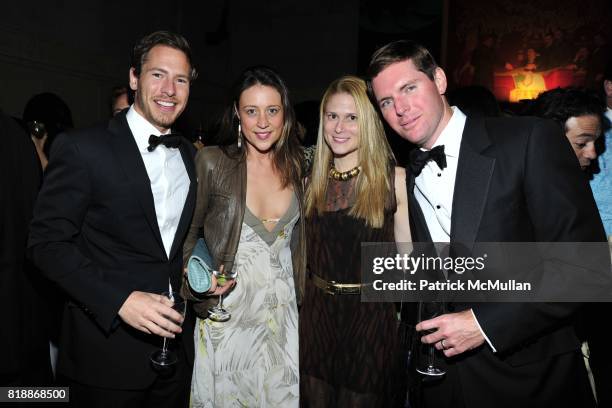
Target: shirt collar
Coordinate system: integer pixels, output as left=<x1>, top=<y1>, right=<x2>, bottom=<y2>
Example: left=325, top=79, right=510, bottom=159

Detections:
left=126, top=105, right=171, bottom=152
left=429, top=106, right=466, bottom=158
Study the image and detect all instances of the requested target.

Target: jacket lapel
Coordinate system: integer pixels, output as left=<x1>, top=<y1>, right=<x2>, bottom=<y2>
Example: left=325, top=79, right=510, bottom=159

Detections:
left=168, top=141, right=196, bottom=260
left=107, top=113, right=166, bottom=255
left=406, top=165, right=433, bottom=243
left=450, top=117, right=495, bottom=250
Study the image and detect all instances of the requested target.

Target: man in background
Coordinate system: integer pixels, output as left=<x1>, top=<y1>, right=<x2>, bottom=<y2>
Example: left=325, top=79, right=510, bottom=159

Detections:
left=0, top=110, right=53, bottom=387
left=111, top=85, right=132, bottom=116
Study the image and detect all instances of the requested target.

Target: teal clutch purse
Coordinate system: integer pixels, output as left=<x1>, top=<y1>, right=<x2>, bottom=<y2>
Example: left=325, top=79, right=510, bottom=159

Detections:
left=187, top=238, right=213, bottom=294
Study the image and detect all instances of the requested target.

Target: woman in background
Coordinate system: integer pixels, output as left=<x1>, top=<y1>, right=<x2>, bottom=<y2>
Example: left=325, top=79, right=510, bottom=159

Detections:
left=183, top=66, right=306, bottom=407
left=299, top=76, right=411, bottom=407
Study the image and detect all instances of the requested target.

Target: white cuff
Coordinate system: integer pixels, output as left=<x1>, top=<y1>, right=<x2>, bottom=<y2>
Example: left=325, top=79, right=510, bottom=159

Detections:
left=470, top=308, right=497, bottom=353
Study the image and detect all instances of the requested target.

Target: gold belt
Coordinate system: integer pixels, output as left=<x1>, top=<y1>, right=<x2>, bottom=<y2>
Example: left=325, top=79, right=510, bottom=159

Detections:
left=309, top=272, right=365, bottom=295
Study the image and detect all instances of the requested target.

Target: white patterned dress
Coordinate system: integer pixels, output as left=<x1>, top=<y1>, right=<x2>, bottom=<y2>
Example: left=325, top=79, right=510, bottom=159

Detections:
left=190, top=196, right=300, bottom=408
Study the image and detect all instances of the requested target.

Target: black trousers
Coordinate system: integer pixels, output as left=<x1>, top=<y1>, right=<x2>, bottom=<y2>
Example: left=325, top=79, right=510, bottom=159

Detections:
left=62, top=348, right=192, bottom=408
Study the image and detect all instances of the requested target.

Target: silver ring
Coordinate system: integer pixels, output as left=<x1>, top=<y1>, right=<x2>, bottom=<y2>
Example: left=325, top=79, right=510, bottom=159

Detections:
left=441, top=339, right=447, bottom=350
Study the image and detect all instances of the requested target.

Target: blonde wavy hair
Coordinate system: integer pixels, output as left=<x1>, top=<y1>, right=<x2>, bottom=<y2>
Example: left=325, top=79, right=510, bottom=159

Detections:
left=305, top=75, right=395, bottom=228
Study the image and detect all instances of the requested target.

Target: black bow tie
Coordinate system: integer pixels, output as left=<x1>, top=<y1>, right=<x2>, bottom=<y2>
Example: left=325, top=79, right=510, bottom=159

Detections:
left=408, top=145, right=447, bottom=177
left=147, top=133, right=182, bottom=152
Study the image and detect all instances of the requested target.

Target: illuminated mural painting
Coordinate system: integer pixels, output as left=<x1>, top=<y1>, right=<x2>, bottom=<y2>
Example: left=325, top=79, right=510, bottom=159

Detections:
left=445, top=0, right=610, bottom=102
left=495, top=68, right=576, bottom=102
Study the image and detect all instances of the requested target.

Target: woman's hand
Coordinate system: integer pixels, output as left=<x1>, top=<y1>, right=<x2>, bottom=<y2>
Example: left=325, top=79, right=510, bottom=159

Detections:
left=183, top=265, right=236, bottom=296
left=207, top=265, right=236, bottom=296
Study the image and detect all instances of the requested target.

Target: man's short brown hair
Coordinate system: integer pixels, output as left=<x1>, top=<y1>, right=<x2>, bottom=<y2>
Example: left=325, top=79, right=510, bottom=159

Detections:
left=130, top=30, right=197, bottom=82
left=366, top=40, right=438, bottom=95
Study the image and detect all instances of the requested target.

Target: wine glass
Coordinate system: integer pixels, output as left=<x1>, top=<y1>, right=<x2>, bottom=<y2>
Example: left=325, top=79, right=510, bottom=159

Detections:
left=207, top=269, right=237, bottom=322
left=150, top=291, right=186, bottom=368
left=415, top=301, right=446, bottom=376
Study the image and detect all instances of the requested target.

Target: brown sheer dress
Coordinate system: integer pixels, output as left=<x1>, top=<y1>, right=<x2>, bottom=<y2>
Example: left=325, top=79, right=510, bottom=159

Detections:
left=299, top=177, right=406, bottom=407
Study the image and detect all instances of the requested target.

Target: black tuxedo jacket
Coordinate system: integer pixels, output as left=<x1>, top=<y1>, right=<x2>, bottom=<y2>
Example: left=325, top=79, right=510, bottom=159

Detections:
left=28, top=112, right=197, bottom=389
left=408, top=116, right=605, bottom=407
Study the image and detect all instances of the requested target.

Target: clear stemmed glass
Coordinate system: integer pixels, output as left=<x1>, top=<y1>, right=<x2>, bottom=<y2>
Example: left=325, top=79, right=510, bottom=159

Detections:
left=150, top=291, right=186, bottom=368
left=415, top=301, right=446, bottom=376
left=207, top=269, right=237, bottom=322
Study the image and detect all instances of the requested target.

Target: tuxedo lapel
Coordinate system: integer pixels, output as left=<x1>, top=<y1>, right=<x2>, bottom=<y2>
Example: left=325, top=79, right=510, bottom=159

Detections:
left=406, top=165, right=433, bottom=243
left=450, top=117, right=495, bottom=250
left=168, top=141, right=196, bottom=260
left=107, top=113, right=166, bottom=255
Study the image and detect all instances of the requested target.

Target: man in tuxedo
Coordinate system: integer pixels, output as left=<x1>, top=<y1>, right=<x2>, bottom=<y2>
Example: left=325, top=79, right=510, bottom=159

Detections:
left=28, top=31, right=197, bottom=407
left=367, top=40, right=606, bottom=407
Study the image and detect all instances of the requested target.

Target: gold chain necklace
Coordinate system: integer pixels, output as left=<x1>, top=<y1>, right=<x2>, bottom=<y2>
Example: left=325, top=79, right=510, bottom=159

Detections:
left=329, top=165, right=361, bottom=181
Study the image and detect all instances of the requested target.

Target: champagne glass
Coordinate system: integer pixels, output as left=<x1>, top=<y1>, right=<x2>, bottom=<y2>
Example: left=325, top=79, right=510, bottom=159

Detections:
left=207, top=269, right=237, bottom=322
left=150, top=291, right=186, bottom=368
left=415, top=301, right=446, bottom=376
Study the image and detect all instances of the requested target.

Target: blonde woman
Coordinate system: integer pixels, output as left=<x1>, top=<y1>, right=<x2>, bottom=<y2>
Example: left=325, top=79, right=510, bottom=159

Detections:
left=299, top=76, right=411, bottom=407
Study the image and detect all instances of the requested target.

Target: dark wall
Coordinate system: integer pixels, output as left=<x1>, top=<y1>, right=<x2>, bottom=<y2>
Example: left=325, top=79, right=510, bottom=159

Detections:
left=0, top=0, right=361, bottom=130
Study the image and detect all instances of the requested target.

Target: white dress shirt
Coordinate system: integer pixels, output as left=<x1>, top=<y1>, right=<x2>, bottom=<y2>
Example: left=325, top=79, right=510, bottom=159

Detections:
left=126, top=106, right=189, bottom=259
left=414, top=107, right=465, bottom=242
left=414, top=106, right=496, bottom=351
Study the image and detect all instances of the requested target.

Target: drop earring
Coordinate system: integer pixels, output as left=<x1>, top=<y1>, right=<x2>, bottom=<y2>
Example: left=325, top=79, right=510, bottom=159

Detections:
left=237, top=122, right=242, bottom=148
